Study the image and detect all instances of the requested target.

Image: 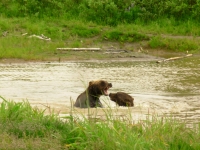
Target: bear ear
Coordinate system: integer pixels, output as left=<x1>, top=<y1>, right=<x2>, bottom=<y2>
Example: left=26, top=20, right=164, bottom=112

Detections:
left=109, top=83, right=112, bottom=87
left=89, top=81, right=94, bottom=86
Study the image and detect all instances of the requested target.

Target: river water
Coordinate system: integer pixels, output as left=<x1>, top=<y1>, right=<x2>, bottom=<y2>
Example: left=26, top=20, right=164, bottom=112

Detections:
left=0, top=56, right=200, bottom=124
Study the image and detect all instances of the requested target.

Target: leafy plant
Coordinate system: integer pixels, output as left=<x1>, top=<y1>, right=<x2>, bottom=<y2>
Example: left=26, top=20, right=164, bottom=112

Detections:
left=103, top=30, right=149, bottom=42
left=1, top=0, right=200, bottom=25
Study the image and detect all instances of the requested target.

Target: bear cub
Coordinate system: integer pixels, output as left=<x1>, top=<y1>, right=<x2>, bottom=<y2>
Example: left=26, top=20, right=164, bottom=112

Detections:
left=74, top=80, right=112, bottom=108
left=109, top=92, right=134, bottom=107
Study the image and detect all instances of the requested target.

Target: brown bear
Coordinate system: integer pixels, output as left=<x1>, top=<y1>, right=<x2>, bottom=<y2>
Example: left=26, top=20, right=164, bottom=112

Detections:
left=109, top=92, right=134, bottom=107
left=74, top=80, right=112, bottom=108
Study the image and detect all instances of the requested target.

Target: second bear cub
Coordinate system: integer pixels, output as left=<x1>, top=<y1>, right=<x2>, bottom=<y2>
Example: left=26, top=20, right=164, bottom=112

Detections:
left=109, top=92, right=134, bottom=107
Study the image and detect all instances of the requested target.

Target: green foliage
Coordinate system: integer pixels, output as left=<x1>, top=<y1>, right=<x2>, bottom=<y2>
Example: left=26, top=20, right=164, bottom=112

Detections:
left=14, top=0, right=66, bottom=17
left=71, top=26, right=100, bottom=37
left=0, top=0, right=200, bottom=25
left=134, top=0, right=200, bottom=22
left=79, top=0, right=136, bottom=26
left=149, top=36, right=166, bottom=49
left=103, top=30, right=149, bottom=42
left=0, top=97, right=200, bottom=149
left=149, top=36, right=200, bottom=52
left=0, top=16, right=200, bottom=61
left=0, top=96, right=64, bottom=138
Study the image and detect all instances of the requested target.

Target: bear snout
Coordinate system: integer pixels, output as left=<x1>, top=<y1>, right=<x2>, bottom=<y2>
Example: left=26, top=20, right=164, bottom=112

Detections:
left=108, top=83, right=112, bottom=88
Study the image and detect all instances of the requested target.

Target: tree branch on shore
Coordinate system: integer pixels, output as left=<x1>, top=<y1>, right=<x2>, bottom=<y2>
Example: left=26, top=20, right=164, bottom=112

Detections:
left=157, top=54, right=193, bottom=63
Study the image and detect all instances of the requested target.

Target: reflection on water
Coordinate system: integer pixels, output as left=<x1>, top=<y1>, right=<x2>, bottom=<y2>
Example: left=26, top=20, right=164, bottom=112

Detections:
left=0, top=57, right=200, bottom=124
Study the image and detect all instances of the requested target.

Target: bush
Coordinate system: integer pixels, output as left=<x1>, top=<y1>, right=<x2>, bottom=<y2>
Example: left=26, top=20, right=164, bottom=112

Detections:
left=0, top=0, right=200, bottom=26
left=134, top=0, right=200, bottom=22
left=103, top=30, right=149, bottom=42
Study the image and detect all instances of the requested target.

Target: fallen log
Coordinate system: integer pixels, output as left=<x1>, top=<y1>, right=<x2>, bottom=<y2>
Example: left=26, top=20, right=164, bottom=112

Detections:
left=56, top=48, right=101, bottom=51
left=28, top=34, right=51, bottom=41
left=156, top=54, right=193, bottom=63
left=103, top=49, right=128, bottom=54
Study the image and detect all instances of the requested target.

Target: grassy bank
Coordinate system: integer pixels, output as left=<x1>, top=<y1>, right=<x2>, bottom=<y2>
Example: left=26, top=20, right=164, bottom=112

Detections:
left=1, top=0, right=200, bottom=61
left=0, top=96, right=200, bottom=150
left=0, top=16, right=200, bottom=61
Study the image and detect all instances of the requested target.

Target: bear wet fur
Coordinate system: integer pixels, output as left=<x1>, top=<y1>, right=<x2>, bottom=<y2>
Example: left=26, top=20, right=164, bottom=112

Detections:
left=109, top=92, right=134, bottom=107
left=74, top=80, right=112, bottom=108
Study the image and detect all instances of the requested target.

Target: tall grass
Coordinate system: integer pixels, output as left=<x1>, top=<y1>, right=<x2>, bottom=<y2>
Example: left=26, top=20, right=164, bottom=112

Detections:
left=149, top=36, right=200, bottom=52
left=0, top=96, right=200, bottom=149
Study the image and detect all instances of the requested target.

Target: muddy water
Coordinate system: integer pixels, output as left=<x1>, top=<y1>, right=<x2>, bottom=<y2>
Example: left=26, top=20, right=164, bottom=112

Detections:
left=0, top=57, right=200, bottom=124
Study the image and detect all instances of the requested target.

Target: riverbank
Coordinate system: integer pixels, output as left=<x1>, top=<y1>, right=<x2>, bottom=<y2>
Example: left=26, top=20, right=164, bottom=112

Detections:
left=1, top=16, right=200, bottom=62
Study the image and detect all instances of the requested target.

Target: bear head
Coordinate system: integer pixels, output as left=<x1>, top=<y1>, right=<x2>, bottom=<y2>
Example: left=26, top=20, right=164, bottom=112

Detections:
left=88, top=80, right=112, bottom=96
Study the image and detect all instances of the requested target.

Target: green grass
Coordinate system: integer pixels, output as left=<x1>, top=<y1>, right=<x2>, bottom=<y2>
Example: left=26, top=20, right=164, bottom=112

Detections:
left=103, top=30, right=149, bottom=42
left=0, top=16, right=200, bottom=61
left=0, top=96, right=199, bottom=150
left=149, top=36, right=200, bottom=52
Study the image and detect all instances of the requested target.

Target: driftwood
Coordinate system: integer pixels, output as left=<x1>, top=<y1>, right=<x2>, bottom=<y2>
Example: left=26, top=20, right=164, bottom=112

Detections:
left=103, top=49, right=128, bottom=54
left=104, top=51, right=124, bottom=54
left=28, top=34, right=51, bottom=41
left=57, top=48, right=101, bottom=51
left=56, top=48, right=128, bottom=54
left=22, top=33, right=28, bottom=36
left=2, top=31, right=9, bottom=37
left=157, top=54, right=193, bottom=63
